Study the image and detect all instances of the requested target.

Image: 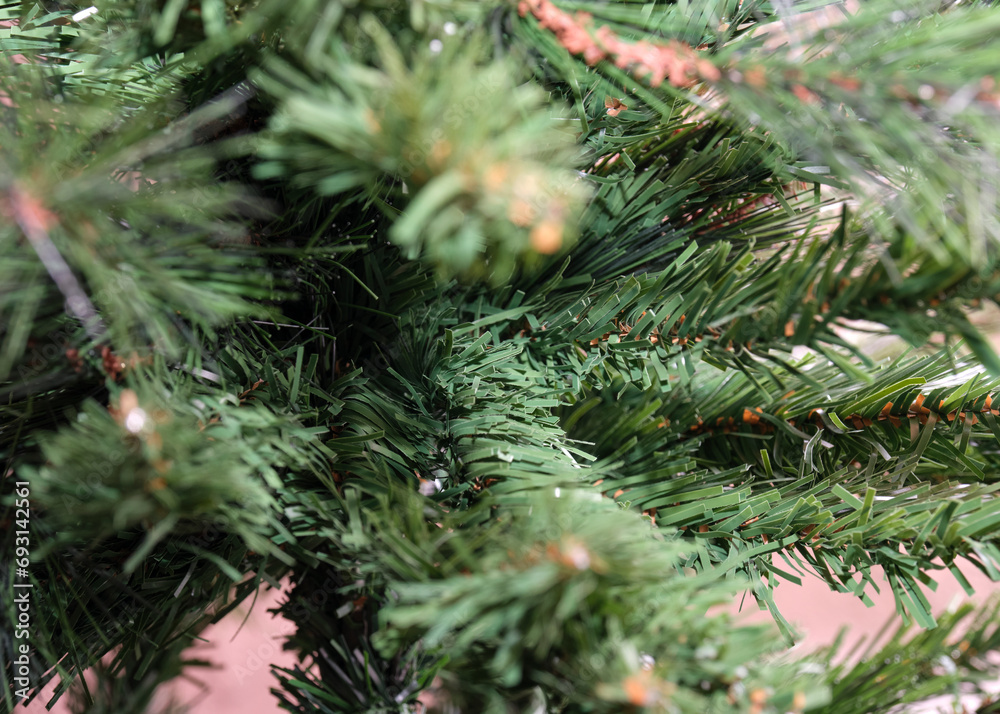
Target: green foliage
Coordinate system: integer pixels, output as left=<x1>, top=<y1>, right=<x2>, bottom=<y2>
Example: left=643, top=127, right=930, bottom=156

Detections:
left=363, top=489, right=821, bottom=712
left=6, top=0, right=1000, bottom=712
left=720, top=0, right=1000, bottom=265
left=20, top=379, right=331, bottom=570
left=254, top=23, right=589, bottom=282
left=0, top=59, right=270, bottom=380
left=813, top=598, right=1000, bottom=714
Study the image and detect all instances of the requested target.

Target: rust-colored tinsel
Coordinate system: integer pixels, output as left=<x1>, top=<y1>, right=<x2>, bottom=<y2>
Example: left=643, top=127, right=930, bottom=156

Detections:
left=518, top=0, right=721, bottom=88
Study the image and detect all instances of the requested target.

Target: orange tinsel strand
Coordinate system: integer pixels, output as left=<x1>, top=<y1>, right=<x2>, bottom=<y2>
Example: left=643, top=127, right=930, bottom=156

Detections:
left=518, top=0, right=720, bottom=88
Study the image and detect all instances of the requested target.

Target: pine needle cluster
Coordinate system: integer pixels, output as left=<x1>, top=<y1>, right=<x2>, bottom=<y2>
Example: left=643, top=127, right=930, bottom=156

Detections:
left=5, top=0, right=1000, bottom=712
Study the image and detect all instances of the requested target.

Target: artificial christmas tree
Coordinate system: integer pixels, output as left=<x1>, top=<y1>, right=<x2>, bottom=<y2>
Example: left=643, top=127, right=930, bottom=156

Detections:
left=5, top=0, right=1000, bottom=711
